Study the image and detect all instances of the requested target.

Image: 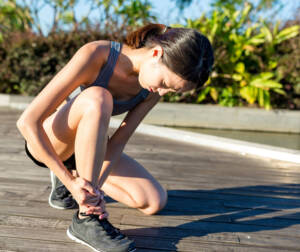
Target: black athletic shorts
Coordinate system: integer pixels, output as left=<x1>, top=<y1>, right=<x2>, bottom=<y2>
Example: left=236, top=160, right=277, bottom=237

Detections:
left=24, top=140, right=76, bottom=170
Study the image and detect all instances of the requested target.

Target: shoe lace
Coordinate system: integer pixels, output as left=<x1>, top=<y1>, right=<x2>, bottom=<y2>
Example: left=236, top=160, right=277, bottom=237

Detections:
left=100, top=218, right=121, bottom=235
left=84, top=214, right=123, bottom=239
left=78, top=190, right=124, bottom=239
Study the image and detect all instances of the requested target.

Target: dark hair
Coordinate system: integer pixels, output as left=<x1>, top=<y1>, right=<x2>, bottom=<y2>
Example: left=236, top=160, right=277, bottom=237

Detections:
left=126, top=23, right=214, bottom=89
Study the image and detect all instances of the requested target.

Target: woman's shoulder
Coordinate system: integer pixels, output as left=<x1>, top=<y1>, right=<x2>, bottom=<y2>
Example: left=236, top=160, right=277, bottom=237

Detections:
left=79, top=40, right=111, bottom=60
left=77, top=40, right=113, bottom=85
left=82, top=40, right=111, bottom=49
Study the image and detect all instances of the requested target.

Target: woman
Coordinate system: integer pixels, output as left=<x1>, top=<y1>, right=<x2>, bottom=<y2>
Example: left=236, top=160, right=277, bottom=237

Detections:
left=16, top=23, right=214, bottom=252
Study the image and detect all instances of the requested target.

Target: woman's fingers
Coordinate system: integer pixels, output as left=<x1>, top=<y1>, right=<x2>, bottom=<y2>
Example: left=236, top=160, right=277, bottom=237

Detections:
left=78, top=180, right=102, bottom=204
left=81, top=187, right=106, bottom=209
left=87, top=199, right=106, bottom=210
left=85, top=208, right=104, bottom=215
left=82, top=193, right=100, bottom=206
left=81, top=179, right=99, bottom=196
left=85, top=198, right=106, bottom=214
left=72, top=178, right=108, bottom=217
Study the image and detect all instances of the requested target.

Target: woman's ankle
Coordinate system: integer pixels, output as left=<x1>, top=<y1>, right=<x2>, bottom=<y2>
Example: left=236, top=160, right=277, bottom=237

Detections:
left=78, top=211, right=89, bottom=219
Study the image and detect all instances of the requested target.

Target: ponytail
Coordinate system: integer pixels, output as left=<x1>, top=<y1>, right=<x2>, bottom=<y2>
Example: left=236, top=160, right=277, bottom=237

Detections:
left=126, top=23, right=169, bottom=49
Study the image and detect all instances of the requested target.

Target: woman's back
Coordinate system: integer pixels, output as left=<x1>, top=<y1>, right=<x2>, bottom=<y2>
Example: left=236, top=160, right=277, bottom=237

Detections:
left=67, top=41, right=150, bottom=116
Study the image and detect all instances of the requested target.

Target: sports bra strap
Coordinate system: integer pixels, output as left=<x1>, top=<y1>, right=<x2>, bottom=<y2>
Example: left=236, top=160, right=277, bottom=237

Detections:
left=92, top=41, right=122, bottom=88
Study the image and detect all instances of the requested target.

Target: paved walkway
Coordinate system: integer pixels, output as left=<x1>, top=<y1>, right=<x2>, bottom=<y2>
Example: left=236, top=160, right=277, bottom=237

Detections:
left=0, top=106, right=300, bottom=252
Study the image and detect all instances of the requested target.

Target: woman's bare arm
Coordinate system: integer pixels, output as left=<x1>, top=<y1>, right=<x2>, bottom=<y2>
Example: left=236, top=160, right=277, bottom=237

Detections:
left=97, top=92, right=161, bottom=188
left=16, top=42, right=105, bottom=189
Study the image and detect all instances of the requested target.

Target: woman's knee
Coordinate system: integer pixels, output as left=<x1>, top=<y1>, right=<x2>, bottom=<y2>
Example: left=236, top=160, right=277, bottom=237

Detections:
left=80, top=86, right=113, bottom=117
left=141, top=188, right=168, bottom=215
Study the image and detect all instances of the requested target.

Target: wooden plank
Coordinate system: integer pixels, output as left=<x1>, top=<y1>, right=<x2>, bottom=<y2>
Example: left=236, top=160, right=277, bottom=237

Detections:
left=167, top=188, right=300, bottom=204
left=0, top=236, right=286, bottom=252
left=140, top=162, right=300, bottom=180
left=0, top=203, right=123, bottom=224
left=120, top=214, right=300, bottom=238
left=163, top=180, right=300, bottom=197
left=0, top=212, right=299, bottom=251
left=2, top=165, right=300, bottom=199
left=120, top=224, right=300, bottom=251
left=0, top=237, right=90, bottom=252
left=2, top=182, right=300, bottom=221
left=1, top=225, right=295, bottom=252
left=143, top=168, right=300, bottom=185
left=2, top=184, right=300, bottom=218
left=4, top=174, right=300, bottom=202
left=124, top=234, right=297, bottom=252
left=1, top=195, right=300, bottom=230
left=1, top=196, right=300, bottom=249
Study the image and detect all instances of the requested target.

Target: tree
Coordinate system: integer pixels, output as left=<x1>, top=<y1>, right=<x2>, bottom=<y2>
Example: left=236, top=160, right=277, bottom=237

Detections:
left=14, top=0, right=155, bottom=36
left=171, top=0, right=283, bottom=18
left=0, top=0, right=32, bottom=42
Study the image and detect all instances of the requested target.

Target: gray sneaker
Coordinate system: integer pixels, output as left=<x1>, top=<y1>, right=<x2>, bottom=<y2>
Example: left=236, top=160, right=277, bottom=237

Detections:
left=49, top=171, right=77, bottom=209
left=67, top=211, right=135, bottom=252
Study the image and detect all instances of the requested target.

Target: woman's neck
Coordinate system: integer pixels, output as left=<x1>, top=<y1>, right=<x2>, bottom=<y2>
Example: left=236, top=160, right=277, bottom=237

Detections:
left=107, top=44, right=149, bottom=101
left=120, top=45, right=149, bottom=77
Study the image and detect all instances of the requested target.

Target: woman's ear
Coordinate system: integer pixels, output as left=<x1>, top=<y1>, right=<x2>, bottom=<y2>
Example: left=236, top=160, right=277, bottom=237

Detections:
left=152, top=45, right=163, bottom=58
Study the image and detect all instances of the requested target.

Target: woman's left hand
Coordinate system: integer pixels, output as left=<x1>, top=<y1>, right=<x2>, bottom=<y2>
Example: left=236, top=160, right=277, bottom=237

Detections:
left=84, top=188, right=109, bottom=219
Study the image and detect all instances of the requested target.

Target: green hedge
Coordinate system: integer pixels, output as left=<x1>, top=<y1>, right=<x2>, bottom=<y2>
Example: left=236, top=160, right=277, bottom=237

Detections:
left=275, top=20, right=300, bottom=109
left=163, top=4, right=300, bottom=110
left=0, top=29, right=113, bottom=96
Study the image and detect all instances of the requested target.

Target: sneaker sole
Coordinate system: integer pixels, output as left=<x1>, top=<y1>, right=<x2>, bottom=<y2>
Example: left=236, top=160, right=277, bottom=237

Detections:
left=66, top=228, right=136, bottom=252
left=49, top=171, right=76, bottom=210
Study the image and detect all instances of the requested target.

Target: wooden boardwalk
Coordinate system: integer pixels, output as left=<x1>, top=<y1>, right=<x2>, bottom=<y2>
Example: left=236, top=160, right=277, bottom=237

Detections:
left=1, top=106, right=300, bottom=252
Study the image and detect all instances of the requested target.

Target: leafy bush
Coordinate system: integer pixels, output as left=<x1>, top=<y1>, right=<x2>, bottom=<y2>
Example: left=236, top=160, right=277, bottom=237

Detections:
left=274, top=19, right=300, bottom=109
left=0, top=0, right=156, bottom=96
left=165, top=3, right=299, bottom=109
left=0, top=0, right=32, bottom=42
left=0, top=29, right=112, bottom=95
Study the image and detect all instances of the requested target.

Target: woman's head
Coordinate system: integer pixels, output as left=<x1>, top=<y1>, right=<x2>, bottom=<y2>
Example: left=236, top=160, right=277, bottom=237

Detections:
left=126, top=23, right=214, bottom=94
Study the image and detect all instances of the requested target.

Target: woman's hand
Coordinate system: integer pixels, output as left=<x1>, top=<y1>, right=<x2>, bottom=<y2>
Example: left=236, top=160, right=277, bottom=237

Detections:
left=84, top=190, right=108, bottom=219
left=68, top=177, right=99, bottom=208
left=68, top=177, right=108, bottom=219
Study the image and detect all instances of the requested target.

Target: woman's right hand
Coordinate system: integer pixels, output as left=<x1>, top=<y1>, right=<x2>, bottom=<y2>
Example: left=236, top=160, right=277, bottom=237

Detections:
left=68, top=177, right=102, bottom=211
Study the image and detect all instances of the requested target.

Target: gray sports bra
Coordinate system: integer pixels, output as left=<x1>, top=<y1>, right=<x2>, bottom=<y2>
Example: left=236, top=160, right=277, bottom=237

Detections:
left=66, top=41, right=150, bottom=116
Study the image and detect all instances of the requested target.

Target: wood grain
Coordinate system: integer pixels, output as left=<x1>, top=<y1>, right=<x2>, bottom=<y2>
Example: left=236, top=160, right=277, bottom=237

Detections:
left=0, top=107, right=300, bottom=251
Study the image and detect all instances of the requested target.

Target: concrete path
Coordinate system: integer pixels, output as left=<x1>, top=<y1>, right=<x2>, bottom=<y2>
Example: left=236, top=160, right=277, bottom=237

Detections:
left=2, top=93, right=300, bottom=133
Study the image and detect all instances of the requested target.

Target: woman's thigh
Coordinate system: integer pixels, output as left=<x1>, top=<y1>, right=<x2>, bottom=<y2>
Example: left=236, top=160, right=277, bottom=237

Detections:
left=27, top=86, right=112, bottom=162
left=102, top=153, right=168, bottom=215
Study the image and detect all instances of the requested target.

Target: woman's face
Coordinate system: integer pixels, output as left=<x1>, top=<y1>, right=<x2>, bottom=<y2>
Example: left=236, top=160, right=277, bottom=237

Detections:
left=138, top=46, right=194, bottom=96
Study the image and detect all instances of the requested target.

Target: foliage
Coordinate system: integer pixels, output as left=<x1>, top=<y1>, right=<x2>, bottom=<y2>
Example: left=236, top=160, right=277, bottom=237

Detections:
left=166, top=2, right=299, bottom=109
left=12, top=0, right=156, bottom=36
left=274, top=19, right=300, bottom=109
left=0, top=29, right=110, bottom=95
left=0, top=0, right=32, bottom=42
left=0, top=0, right=156, bottom=94
left=211, top=0, right=281, bottom=13
left=0, top=0, right=156, bottom=95
left=117, top=0, right=155, bottom=27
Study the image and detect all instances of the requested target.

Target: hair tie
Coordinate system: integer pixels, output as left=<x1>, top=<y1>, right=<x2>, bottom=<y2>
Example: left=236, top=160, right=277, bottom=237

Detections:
left=162, top=25, right=171, bottom=34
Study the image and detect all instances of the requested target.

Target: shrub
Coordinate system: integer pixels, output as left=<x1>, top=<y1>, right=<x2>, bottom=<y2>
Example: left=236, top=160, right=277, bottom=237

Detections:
left=165, top=3, right=300, bottom=110
left=0, top=29, right=116, bottom=95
